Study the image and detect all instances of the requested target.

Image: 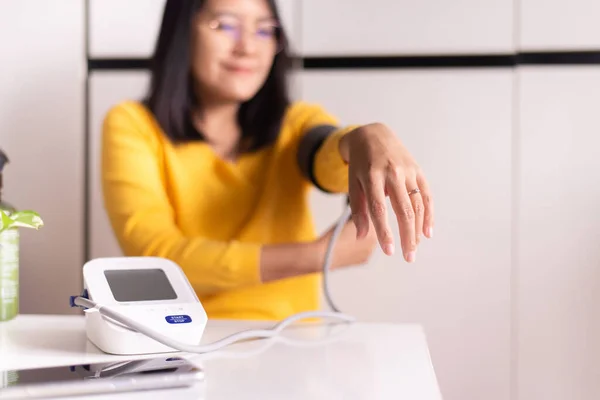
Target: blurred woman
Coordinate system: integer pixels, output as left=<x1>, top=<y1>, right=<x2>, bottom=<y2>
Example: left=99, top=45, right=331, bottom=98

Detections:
left=101, top=0, right=434, bottom=320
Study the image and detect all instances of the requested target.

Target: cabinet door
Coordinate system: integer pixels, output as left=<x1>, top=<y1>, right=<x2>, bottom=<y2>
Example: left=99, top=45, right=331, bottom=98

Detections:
left=0, top=1, right=85, bottom=315
left=88, top=72, right=151, bottom=260
left=301, top=0, right=514, bottom=56
left=519, top=0, right=600, bottom=50
left=88, top=0, right=301, bottom=58
left=88, top=0, right=166, bottom=58
left=301, top=69, right=513, bottom=400
left=517, top=67, right=600, bottom=400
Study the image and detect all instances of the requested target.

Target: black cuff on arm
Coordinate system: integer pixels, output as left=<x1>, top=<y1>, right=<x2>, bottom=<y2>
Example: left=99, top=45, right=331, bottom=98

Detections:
left=297, top=124, right=338, bottom=193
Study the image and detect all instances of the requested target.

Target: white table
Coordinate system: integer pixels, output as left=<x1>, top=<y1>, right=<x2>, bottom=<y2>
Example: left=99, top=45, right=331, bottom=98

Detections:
left=0, top=315, right=442, bottom=399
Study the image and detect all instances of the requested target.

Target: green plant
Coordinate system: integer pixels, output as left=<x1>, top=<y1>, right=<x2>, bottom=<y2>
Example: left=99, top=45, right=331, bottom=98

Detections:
left=0, top=209, right=43, bottom=234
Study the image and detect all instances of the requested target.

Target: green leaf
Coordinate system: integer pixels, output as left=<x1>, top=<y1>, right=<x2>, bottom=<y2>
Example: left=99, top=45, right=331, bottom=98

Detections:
left=0, top=209, right=44, bottom=234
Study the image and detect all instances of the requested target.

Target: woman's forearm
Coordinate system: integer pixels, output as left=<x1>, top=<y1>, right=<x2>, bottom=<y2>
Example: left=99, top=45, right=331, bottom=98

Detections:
left=259, top=241, right=323, bottom=283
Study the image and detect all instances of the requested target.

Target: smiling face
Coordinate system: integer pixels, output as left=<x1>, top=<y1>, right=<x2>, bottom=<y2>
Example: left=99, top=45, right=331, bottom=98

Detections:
left=191, top=0, right=281, bottom=104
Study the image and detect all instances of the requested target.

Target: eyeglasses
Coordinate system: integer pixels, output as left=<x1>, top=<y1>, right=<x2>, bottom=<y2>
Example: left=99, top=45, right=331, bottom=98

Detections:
left=205, top=16, right=284, bottom=52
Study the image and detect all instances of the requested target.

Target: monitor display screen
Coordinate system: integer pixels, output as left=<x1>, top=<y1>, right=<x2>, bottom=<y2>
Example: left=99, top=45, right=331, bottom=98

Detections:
left=104, top=269, right=178, bottom=302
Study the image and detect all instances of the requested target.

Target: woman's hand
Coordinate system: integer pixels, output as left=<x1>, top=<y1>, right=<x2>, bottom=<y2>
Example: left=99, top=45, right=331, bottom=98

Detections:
left=260, top=219, right=376, bottom=283
left=339, top=123, right=434, bottom=262
left=316, top=218, right=378, bottom=270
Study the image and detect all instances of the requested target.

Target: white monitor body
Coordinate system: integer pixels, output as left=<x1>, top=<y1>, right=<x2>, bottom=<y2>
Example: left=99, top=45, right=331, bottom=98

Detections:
left=82, top=257, right=208, bottom=355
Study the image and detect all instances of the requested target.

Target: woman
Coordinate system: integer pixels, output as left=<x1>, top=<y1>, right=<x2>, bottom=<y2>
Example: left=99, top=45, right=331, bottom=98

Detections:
left=101, top=0, right=434, bottom=320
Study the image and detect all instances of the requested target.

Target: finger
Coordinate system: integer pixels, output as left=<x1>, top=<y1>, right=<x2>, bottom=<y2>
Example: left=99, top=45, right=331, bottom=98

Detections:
left=406, top=180, right=425, bottom=245
left=348, top=174, right=369, bottom=239
left=386, top=172, right=417, bottom=263
left=362, top=173, right=395, bottom=256
left=416, top=172, right=434, bottom=238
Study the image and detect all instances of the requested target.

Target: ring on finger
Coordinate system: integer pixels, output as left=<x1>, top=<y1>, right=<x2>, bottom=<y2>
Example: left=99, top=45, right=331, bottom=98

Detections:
left=408, top=188, right=420, bottom=196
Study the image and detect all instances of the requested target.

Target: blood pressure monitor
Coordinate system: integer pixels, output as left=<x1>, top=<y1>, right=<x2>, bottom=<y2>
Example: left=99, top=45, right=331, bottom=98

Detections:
left=80, top=257, right=208, bottom=355
left=68, top=207, right=356, bottom=356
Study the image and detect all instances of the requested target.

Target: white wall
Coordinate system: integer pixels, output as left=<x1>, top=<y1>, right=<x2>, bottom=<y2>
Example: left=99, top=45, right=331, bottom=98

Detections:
left=3, top=0, right=600, bottom=400
left=0, top=1, right=85, bottom=316
left=520, top=0, right=600, bottom=50
left=87, top=0, right=301, bottom=57
left=516, top=67, right=600, bottom=400
left=300, top=2, right=514, bottom=400
left=302, top=69, right=513, bottom=400
left=516, top=1, right=600, bottom=399
left=88, top=0, right=166, bottom=58
left=301, top=0, right=514, bottom=55
left=88, top=72, right=151, bottom=260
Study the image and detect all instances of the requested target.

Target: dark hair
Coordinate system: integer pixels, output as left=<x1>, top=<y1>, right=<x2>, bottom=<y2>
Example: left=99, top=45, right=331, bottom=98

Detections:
left=144, top=0, right=292, bottom=151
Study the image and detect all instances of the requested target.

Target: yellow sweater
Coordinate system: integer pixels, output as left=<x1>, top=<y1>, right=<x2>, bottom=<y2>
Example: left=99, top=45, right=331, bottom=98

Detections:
left=101, top=100, right=352, bottom=320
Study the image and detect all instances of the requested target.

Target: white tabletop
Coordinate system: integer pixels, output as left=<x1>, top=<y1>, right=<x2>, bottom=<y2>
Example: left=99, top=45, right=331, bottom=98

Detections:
left=0, top=315, right=442, bottom=399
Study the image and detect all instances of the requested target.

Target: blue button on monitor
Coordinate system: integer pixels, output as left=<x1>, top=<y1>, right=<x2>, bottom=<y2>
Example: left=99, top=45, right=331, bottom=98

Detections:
left=165, top=315, right=192, bottom=324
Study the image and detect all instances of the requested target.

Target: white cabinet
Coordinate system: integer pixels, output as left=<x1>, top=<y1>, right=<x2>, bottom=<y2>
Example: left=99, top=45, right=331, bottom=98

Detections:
left=516, top=67, right=600, bottom=400
left=300, top=69, right=513, bottom=400
left=0, top=1, right=85, bottom=315
left=519, top=0, right=600, bottom=50
left=88, top=0, right=301, bottom=58
left=88, top=72, right=151, bottom=260
left=88, top=0, right=166, bottom=58
left=301, top=0, right=514, bottom=56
